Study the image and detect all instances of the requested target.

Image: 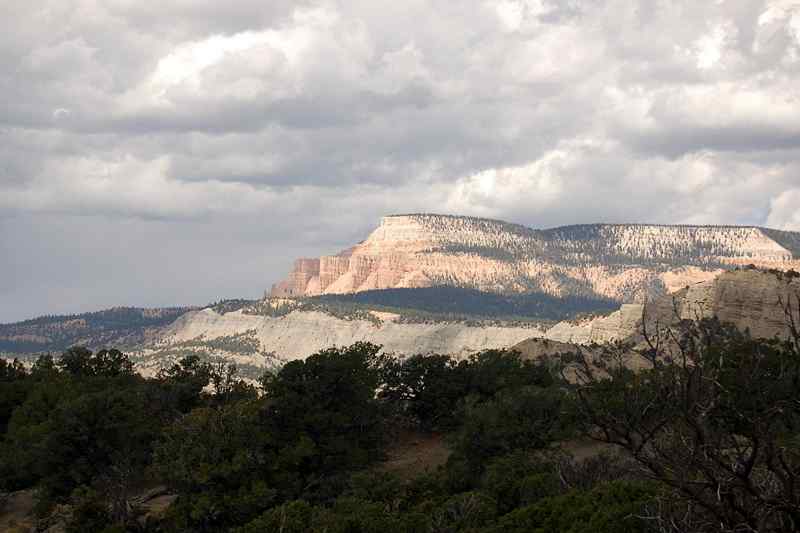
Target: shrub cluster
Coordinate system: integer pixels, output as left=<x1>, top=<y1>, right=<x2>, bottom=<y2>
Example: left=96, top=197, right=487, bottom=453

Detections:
left=2, top=318, right=798, bottom=532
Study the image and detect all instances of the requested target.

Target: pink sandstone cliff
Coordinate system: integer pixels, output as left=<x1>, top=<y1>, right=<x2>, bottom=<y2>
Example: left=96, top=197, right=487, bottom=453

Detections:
left=271, top=214, right=800, bottom=303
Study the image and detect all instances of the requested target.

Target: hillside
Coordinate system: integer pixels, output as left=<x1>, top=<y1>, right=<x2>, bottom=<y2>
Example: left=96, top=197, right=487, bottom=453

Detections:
left=272, top=214, right=800, bottom=302
left=5, top=217, right=799, bottom=372
left=0, top=287, right=615, bottom=365
left=515, top=268, right=800, bottom=350
left=311, top=286, right=616, bottom=321
left=0, top=307, right=195, bottom=355
left=134, top=307, right=544, bottom=378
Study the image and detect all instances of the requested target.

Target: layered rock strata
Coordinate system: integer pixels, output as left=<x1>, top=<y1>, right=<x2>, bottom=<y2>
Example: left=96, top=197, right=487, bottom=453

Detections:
left=153, top=308, right=543, bottom=363
left=272, top=215, right=800, bottom=303
left=543, top=269, right=800, bottom=345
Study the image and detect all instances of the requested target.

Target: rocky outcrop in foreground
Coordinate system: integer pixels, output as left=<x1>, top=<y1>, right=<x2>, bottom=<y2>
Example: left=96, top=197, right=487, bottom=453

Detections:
left=512, top=269, right=800, bottom=362
left=271, top=214, right=800, bottom=303
left=540, top=269, right=800, bottom=346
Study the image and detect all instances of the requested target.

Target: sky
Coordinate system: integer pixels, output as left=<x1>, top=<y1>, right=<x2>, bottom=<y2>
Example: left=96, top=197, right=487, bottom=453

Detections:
left=1, top=0, right=800, bottom=322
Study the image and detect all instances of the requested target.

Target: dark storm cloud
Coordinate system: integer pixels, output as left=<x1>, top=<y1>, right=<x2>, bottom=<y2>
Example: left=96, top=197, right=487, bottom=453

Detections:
left=1, top=0, right=800, bottom=321
left=628, top=127, right=800, bottom=158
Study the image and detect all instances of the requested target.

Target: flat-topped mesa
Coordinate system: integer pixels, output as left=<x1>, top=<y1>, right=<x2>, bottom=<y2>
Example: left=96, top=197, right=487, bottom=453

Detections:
left=362, top=215, right=433, bottom=250
left=270, top=214, right=800, bottom=301
left=542, top=224, right=796, bottom=264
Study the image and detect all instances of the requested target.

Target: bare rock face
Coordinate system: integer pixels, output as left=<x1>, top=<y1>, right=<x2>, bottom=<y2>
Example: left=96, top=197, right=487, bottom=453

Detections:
left=545, top=304, right=645, bottom=344
left=271, top=214, right=800, bottom=303
left=541, top=269, right=800, bottom=346
left=113, top=270, right=800, bottom=376
left=673, top=269, right=800, bottom=340
left=511, top=337, right=584, bottom=360
left=136, top=308, right=544, bottom=370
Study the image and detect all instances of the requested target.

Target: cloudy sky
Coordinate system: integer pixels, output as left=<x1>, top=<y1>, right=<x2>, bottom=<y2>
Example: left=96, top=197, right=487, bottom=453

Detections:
left=1, top=0, right=800, bottom=321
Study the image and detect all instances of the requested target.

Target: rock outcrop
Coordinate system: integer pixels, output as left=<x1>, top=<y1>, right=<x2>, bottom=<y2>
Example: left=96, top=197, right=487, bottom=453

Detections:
left=271, top=215, right=800, bottom=303
left=541, top=269, right=800, bottom=346
left=544, top=304, right=645, bottom=345
left=168, top=308, right=541, bottom=359
left=130, top=308, right=544, bottom=376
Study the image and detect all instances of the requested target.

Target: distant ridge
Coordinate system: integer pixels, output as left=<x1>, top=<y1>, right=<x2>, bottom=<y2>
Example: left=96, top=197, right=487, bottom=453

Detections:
left=272, top=214, right=800, bottom=303
left=386, top=213, right=781, bottom=231
left=0, top=306, right=195, bottom=354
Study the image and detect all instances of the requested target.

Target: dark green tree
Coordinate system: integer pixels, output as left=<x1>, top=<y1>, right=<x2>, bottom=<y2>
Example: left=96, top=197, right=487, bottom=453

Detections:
left=489, top=480, right=655, bottom=533
left=0, top=358, right=30, bottom=436
left=155, top=343, right=392, bottom=531
left=569, top=319, right=800, bottom=531
left=58, top=347, right=134, bottom=378
left=155, top=355, right=213, bottom=413
left=380, top=353, right=467, bottom=430
left=262, top=342, right=389, bottom=480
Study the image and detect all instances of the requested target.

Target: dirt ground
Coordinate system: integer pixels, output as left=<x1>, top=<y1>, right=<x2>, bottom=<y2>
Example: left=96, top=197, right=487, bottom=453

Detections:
left=0, top=485, right=177, bottom=532
left=378, top=430, right=452, bottom=479
left=375, top=430, right=616, bottom=482
left=0, top=489, right=37, bottom=533
left=559, top=437, right=616, bottom=461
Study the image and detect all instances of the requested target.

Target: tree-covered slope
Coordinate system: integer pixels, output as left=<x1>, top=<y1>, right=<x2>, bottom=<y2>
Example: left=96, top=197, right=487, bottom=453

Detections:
left=312, top=286, right=617, bottom=322
left=0, top=307, right=195, bottom=354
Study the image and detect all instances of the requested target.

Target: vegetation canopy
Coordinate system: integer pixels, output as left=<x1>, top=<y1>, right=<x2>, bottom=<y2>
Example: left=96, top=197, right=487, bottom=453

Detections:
left=1, top=315, right=798, bottom=532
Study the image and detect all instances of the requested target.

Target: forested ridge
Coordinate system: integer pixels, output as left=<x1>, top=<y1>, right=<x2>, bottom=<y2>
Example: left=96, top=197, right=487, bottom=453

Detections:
left=311, top=286, right=617, bottom=322
left=0, top=307, right=195, bottom=354
left=1, top=317, right=800, bottom=532
left=0, top=288, right=614, bottom=357
left=210, top=286, right=616, bottom=325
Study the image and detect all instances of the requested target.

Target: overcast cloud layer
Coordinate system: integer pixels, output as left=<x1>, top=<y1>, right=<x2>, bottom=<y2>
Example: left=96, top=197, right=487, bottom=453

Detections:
left=2, top=0, right=800, bottom=321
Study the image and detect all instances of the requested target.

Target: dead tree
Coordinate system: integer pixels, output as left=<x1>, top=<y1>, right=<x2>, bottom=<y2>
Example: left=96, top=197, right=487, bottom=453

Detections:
left=567, top=318, right=800, bottom=532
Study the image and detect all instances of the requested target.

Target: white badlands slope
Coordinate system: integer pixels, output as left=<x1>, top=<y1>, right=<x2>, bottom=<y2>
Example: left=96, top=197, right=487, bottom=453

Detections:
left=132, top=307, right=543, bottom=377
left=165, top=308, right=542, bottom=360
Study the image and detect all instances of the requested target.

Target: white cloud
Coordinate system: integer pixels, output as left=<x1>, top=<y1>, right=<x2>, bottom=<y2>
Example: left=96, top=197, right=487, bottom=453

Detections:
left=2, top=0, right=800, bottom=319
left=755, top=0, right=800, bottom=62
left=491, top=0, right=551, bottom=32
left=694, top=23, right=734, bottom=70
left=132, top=7, right=336, bottom=106
left=0, top=155, right=283, bottom=218
left=767, top=189, right=800, bottom=230
left=448, top=154, right=564, bottom=215
left=758, top=0, right=800, bottom=28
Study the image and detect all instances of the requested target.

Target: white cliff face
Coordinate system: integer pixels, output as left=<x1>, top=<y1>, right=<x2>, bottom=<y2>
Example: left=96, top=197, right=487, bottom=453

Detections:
left=146, top=308, right=543, bottom=365
left=544, top=304, right=645, bottom=344
left=541, top=269, right=800, bottom=346
left=271, top=215, right=800, bottom=303
left=675, top=269, right=800, bottom=340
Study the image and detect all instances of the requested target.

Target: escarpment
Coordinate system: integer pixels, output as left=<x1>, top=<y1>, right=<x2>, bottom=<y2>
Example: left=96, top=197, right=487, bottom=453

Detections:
left=271, top=214, right=800, bottom=303
left=6, top=216, right=800, bottom=374
left=542, top=269, right=800, bottom=345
